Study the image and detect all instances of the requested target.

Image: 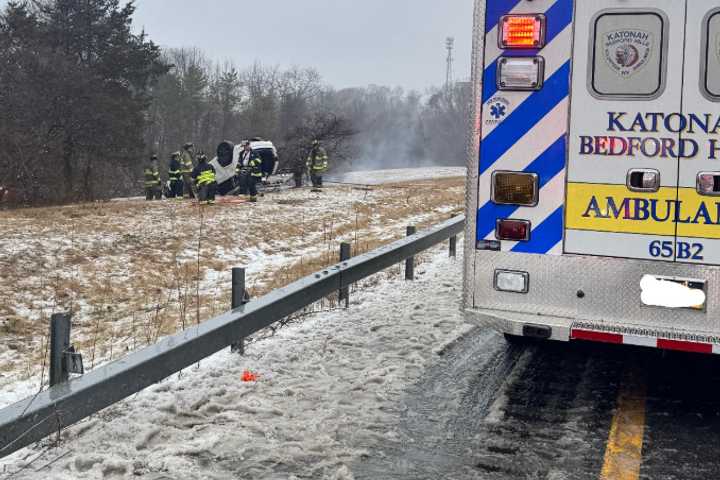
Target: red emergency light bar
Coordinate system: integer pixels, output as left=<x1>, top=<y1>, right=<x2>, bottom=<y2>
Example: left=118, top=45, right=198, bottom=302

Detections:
left=499, top=15, right=546, bottom=49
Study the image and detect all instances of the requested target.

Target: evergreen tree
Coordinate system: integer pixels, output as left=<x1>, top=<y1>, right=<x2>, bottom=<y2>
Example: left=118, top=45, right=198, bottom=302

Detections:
left=0, top=0, right=167, bottom=203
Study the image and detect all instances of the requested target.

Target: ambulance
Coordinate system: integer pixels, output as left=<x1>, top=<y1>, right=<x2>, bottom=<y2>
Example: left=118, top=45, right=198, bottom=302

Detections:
left=464, top=0, right=720, bottom=354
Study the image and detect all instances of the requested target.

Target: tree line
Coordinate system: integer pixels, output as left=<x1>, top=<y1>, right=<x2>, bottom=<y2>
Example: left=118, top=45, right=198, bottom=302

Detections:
left=0, top=0, right=470, bottom=205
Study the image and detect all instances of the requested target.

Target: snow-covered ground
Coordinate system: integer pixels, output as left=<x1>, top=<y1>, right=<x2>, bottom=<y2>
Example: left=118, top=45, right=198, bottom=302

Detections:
left=1, top=241, right=470, bottom=479
left=0, top=168, right=464, bottom=409
left=329, top=167, right=466, bottom=186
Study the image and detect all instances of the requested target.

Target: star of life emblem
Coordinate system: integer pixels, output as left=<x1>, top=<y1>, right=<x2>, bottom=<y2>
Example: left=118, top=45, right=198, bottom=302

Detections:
left=484, top=96, right=511, bottom=127
left=603, top=29, right=653, bottom=78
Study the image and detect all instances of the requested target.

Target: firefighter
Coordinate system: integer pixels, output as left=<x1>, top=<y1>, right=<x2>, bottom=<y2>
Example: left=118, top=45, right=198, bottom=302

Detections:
left=191, top=153, right=216, bottom=205
left=144, top=155, right=162, bottom=201
left=306, top=140, right=329, bottom=192
left=168, top=152, right=183, bottom=199
left=180, top=142, right=196, bottom=199
left=291, top=155, right=305, bottom=188
left=237, top=141, right=263, bottom=202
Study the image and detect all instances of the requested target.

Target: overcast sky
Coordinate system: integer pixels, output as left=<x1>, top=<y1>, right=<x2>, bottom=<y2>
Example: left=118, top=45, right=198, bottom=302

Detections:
left=129, top=0, right=473, bottom=91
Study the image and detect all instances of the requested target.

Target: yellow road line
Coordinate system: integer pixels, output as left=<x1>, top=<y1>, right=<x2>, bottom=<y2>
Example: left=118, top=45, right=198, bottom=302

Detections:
left=600, top=365, right=648, bottom=480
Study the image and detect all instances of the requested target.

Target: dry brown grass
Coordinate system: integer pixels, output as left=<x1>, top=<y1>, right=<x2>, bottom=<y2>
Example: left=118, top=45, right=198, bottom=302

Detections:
left=0, top=176, right=465, bottom=387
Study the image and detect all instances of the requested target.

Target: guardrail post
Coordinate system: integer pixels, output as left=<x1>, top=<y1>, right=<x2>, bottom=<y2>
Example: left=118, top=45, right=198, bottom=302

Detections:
left=449, top=235, right=457, bottom=258
left=231, top=267, right=250, bottom=354
left=0, top=216, right=465, bottom=460
left=339, top=242, right=351, bottom=308
left=405, top=226, right=416, bottom=280
left=49, top=313, right=71, bottom=387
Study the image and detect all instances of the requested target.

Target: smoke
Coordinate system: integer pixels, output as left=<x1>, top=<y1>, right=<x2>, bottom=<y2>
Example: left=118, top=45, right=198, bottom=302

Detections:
left=333, top=84, right=471, bottom=174
left=344, top=121, right=433, bottom=173
left=340, top=129, right=458, bottom=174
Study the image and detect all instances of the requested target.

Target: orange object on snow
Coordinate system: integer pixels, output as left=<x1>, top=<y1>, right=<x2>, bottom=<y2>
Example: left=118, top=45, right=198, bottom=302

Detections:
left=242, top=370, right=258, bottom=382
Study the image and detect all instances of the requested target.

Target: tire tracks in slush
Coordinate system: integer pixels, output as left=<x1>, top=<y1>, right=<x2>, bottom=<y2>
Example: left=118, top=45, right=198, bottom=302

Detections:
left=354, top=331, right=627, bottom=480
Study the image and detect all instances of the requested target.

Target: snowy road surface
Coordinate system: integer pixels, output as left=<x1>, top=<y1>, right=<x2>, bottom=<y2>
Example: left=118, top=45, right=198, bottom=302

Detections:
left=328, top=167, right=466, bottom=186
left=4, top=238, right=720, bottom=478
left=355, top=340, right=720, bottom=480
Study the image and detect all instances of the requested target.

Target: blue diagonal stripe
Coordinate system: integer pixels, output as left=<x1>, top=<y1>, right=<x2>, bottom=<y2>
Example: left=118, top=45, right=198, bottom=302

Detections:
left=480, top=61, right=570, bottom=176
left=476, top=136, right=566, bottom=239
left=545, top=0, right=574, bottom=43
left=482, top=0, right=574, bottom=103
left=511, top=207, right=564, bottom=254
left=485, top=0, right=524, bottom=32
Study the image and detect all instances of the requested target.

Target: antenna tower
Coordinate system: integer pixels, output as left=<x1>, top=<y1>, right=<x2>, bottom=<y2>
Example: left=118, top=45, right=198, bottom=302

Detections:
left=445, top=37, right=455, bottom=92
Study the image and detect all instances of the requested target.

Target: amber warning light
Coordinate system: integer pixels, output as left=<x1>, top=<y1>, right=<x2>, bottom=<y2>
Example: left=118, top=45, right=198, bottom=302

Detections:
left=499, top=15, right=546, bottom=49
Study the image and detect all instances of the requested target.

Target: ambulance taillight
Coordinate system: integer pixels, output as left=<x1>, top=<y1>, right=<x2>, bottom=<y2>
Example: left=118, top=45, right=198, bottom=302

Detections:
left=491, top=172, right=539, bottom=207
left=499, top=15, right=546, bottom=49
left=496, top=219, right=531, bottom=241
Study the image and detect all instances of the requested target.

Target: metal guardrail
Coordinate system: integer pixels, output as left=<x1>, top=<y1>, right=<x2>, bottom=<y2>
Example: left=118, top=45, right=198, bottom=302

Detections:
left=0, top=215, right=464, bottom=459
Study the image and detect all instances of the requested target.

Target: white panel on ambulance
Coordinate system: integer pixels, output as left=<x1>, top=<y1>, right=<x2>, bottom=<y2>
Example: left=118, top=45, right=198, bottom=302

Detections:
left=564, top=0, right=686, bottom=262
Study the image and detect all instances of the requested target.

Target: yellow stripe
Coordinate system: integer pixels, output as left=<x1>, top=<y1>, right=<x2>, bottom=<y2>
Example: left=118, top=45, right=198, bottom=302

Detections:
left=600, top=365, right=647, bottom=480
left=566, top=183, right=675, bottom=236
left=566, top=183, right=720, bottom=239
left=677, top=188, right=720, bottom=239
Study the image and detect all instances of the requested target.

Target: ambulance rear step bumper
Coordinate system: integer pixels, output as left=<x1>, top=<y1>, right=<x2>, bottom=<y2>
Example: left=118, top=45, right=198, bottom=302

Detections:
left=465, top=308, right=720, bottom=355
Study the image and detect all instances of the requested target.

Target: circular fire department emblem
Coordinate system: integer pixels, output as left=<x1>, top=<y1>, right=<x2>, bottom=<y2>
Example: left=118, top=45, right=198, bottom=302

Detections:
left=603, top=29, right=653, bottom=77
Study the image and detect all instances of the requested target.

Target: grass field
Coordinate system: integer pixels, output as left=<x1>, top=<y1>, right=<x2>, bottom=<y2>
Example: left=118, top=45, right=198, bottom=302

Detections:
left=0, top=175, right=465, bottom=405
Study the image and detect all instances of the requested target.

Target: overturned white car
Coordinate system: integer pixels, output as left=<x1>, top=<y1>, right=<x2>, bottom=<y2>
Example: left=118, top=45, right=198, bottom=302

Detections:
left=210, top=139, right=280, bottom=195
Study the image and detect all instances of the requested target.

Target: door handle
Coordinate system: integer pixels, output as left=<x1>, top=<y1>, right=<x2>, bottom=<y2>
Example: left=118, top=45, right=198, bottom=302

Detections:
left=626, top=169, right=660, bottom=192
left=697, top=172, right=720, bottom=196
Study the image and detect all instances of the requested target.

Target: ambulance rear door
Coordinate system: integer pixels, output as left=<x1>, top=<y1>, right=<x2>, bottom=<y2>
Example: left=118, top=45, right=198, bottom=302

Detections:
left=676, top=3, right=720, bottom=265
left=564, top=0, right=686, bottom=261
